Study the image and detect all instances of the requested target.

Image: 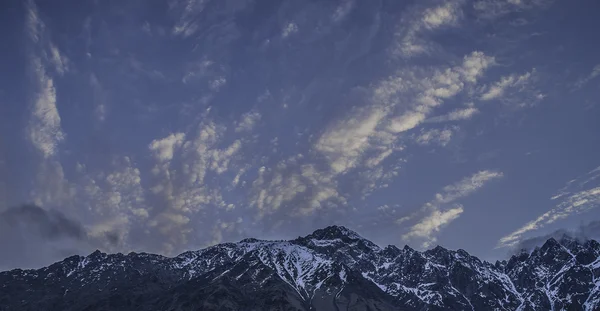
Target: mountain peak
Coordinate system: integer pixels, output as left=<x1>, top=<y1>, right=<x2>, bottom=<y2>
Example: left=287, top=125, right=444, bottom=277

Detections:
left=88, top=249, right=104, bottom=257
left=3, top=225, right=600, bottom=310
left=540, top=237, right=561, bottom=251
left=306, top=225, right=362, bottom=241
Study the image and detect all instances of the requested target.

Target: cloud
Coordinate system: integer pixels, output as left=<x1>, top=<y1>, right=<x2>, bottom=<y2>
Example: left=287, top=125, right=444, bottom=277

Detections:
left=591, top=65, right=600, bottom=80
left=9, top=0, right=561, bottom=265
left=481, top=70, right=533, bottom=100
left=356, top=164, right=401, bottom=199
left=402, top=205, right=464, bottom=248
left=210, top=139, right=242, bottom=174
left=497, top=166, right=600, bottom=248
left=143, top=117, right=251, bottom=254
left=332, top=0, right=355, bottom=23
left=434, top=170, right=504, bottom=204
left=388, top=111, right=427, bottom=133
left=388, top=51, right=494, bottom=133
left=235, top=110, right=261, bottom=133
left=460, top=52, right=497, bottom=83
left=27, top=59, right=65, bottom=159
left=149, top=133, right=186, bottom=162
left=209, top=77, right=227, bottom=91
left=25, top=0, right=43, bottom=44
left=231, top=166, right=249, bottom=187
left=73, top=157, right=150, bottom=253
left=30, top=160, right=76, bottom=208
left=313, top=51, right=494, bottom=203
left=402, top=170, right=503, bottom=247
left=0, top=204, right=116, bottom=271
left=22, top=0, right=78, bottom=212
left=47, top=42, right=69, bottom=75
left=395, top=1, right=464, bottom=57
left=508, top=220, right=600, bottom=254
left=104, top=157, right=149, bottom=219
left=426, top=106, right=479, bottom=123
left=574, top=64, right=600, bottom=89
left=473, top=0, right=552, bottom=20
left=249, top=156, right=345, bottom=217
left=182, top=59, right=214, bottom=84
left=282, top=22, right=299, bottom=38
left=480, top=69, right=544, bottom=107
left=422, top=2, right=462, bottom=29
left=90, top=73, right=108, bottom=122
left=170, top=0, right=209, bottom=38
left=365, top=149, right=394, bottom=168
left=415, top=127, right=456, bottom=146
left=315, top=106, right=387, bottom=174
left=498, top=187, right=600, bottom=248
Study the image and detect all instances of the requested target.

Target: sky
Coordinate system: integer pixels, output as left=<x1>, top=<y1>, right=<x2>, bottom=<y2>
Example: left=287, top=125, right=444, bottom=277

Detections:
left=1, top=0, right=599, bottom=271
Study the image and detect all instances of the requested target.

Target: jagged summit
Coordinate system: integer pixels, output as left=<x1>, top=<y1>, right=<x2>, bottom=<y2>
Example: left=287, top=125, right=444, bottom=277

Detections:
left=2, top=226, right=600, bottom=311
left=303, top=225, right=363, bottom=241
left=88, top=249, right=104, bottom=257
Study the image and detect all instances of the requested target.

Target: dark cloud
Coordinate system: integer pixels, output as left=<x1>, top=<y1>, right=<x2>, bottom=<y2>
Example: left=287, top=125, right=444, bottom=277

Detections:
left=0, top=204, right=116, bottom=271
left=509, top=220, right=600, bottom=255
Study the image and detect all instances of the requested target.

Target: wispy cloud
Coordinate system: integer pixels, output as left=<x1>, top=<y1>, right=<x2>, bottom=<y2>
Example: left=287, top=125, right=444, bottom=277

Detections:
left=402, top=170, right=504, bottom=247
left=209, top=77, right=227, bottom=91
left=104, top=158, right=148, bottom=219
left=90, top=74, right=108, bottom=122
left=433, top=170, right=504, bottom=205
left=235, top=110, right=261, bottom=133
left=182, top=59, right=214, bottom=84
left=142, top=115, right=253, bottom=253
left=149, top=133, right=186, bottom=162
left=574, top=64, right=600, bottom=89
left=0, top=204, right=117, bottom=270
left=388, top=51, right=494, bottom=133
left=473, top=0, right=553, bottom=20
left=48, top=42, right=69, bottom=75
left=422, top=2, right=462, bottom=29
left=415, top=127, right=457, bottom=146
left=510, top=219, right=600, bottom=253
left=170, top=0, right=209, bottom=38
left=313, top=50, right=494, bottom=205
left=426, top=106, right=479, bottom=123
left=402, top=205, right=464, bottom=248
left=497, top=166, right=600, bottom=248
left=480, top=69, right=544, bottom=107
left=25, top=2, right=65, bottom=159
left=395, top=1, right=464, bottom=57
left=481, top=70, right=533, bottom=100
left=331, top=0, right=355, bottom=23
left=282, top=22, right=299, bottom=38
left=9, top=0, right=578, bottom=264
left=27, top=58, right=65, bottom=159
left=315, top=106, right=388, bottom=174
left=74, top=157, right=150, bottom=252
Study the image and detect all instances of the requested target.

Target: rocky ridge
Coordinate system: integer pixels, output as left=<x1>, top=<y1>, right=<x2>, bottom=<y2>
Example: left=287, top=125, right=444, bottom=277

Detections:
left=2, top=226, right=600, bottom=310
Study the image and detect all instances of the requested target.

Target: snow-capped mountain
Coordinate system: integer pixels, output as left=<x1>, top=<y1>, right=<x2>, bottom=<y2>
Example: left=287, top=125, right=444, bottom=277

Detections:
left=2, top=226, right=600, bottom=310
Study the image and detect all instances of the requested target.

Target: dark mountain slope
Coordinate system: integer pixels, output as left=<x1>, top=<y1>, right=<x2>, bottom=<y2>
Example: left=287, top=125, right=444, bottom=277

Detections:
left=2, top=226, right=600, bottom=310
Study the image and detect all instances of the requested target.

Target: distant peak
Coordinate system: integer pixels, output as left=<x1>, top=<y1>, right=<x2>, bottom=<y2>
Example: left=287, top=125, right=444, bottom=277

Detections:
left=308, top=225, right=362, bottom=241
left=424, top=245, right=450, bottom=258
left=557, top=233, right=584, bottom=246
left=402, top=245, right=415, bottom=253
left=541, top=237, right=560, bottom=250
left=89, top=249, right=104, bottom=257
left=431, top=245, right=448, bottom=252
left=323, top=225, right=354, bottom=233
left=239, top=237, right=260, bottom=243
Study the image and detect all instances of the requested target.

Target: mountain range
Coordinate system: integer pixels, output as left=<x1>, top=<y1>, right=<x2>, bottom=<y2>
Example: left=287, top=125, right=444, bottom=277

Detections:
left=2, top=225, right=600, bottom=310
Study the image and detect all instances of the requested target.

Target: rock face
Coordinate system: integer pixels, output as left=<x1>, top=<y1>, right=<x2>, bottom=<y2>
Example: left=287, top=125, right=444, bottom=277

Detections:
left=2, top=226, right=600, bottom=311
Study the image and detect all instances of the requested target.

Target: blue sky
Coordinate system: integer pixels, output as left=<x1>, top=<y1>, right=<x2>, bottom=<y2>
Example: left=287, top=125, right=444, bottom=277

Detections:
left=1, top=0, right=600, bottom=269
